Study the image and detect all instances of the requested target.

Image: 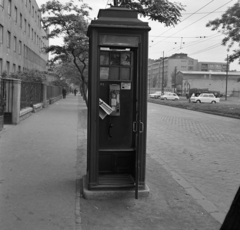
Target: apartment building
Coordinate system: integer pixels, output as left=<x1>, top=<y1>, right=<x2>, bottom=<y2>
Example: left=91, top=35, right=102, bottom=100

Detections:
left=0, top=0, right=49, bottom=76
left=148, top=53, right=227, bottom=91
left=148, top=53, right=198, bottom=90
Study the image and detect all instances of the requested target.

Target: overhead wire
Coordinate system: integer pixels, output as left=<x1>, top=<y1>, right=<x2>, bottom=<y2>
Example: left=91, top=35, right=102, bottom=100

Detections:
left=172, top=33, right=222, bottom=52
left=150, top=0, right=215, bottom=44
left=149, top=33, right=221, bottom=55
left=189, top=43, right=222, bottom=55
left=150, top=0, right=233, bottom=48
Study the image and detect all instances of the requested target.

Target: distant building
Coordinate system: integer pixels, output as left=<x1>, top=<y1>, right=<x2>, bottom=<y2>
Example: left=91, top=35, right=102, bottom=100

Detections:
left=198, top=62, right=227, bottom=72
left=0, top=0, right=49, bottom=76
left=148, top=53, right=227, bottom=92
left=176, top=71, right=240, bottom=96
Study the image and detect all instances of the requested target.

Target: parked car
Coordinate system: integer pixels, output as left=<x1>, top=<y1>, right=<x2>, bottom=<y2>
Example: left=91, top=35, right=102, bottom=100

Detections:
left=190, top=93, right=220, bottom=103
left=149, top=91, right=162, bottom=99
left=160, top=92, right=179, bottom=101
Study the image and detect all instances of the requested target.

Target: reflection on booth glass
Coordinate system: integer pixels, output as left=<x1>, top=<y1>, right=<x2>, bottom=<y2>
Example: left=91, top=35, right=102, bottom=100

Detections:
left=100, top=51, right=132, bottom=81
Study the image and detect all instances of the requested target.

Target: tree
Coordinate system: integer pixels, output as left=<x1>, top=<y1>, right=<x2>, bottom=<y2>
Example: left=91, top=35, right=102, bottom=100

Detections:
left=40, top=0, right=91, bottom=104
left=115, top=0, right=184, bottom=26
left=40, top=0, right=184, bottom=106
left=53, top=60, right=88, bottom=93
left=206, top=3, right=240, bottom=63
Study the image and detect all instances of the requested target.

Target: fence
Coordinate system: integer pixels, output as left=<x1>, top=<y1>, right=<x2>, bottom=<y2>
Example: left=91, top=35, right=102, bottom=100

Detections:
left=20, top=81, right=43, bottom=110
left=0, top=78, right=14, bottom=124
left=47, top=85, right=62, bottom=100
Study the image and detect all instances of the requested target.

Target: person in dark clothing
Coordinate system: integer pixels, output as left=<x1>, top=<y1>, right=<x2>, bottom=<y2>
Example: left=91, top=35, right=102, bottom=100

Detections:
left=62, top=87, right=67, bottom=99
left=74, top=89, right=77, bottom=96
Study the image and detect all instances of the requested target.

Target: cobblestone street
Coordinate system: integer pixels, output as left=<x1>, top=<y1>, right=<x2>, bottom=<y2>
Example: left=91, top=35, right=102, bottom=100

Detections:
left=147, top=102, right=240, bottom=220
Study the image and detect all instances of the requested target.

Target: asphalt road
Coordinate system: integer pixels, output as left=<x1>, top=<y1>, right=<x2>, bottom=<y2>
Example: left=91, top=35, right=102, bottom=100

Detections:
left=147, top=102, right=240, bottom=220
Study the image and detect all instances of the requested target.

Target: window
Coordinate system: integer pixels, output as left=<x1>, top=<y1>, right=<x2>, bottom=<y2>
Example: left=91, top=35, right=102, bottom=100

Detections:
left=99, top=51, right=133, bottom=81
left=6, top=61, right=10, bottom=74
left=18, top=65, right=21, bottom=72
left=14, top=6, right=17, bottom=22
left=189, top=60, right=193, bottom=65
left=19, top=40, right=22, bottom=54
left=13, top=36, right=16, bottom=51
left=0, top=0, right=4, bottom=7
left=13, top=63, right=16, bottom=73
left=188, top=66, right=193, bottom=71
left=7, top=0, right=11, bottom=15
left=29, top=0, right=31, bottom=12
left=32, top=6, right=34, bottom=17
left=0, top=24, right=3, bottom=44
left=20, top=13, right=22, bottom=28
left=7, top=31, right=11, bottom=48
left=23, top=19, right=26, bottom=32
left=31, top=28, right=33, bottom=40
left=28, top=24, right=30, bottom=37
left=34, top=32, right=36, bottom=43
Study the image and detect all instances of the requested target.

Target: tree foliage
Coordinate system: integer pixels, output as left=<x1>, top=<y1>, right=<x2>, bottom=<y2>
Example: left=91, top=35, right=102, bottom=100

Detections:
left=117, top=0, right=184, bottom=26
left=206, top=3, right=240, bottom=63
left=40, top=0, right=91, bottom=103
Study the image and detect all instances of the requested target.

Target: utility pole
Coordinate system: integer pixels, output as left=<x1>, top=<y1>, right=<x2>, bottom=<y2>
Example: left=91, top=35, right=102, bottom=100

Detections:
left=174, top=66, right=177, bottom=93
left=225, top=54, right=229, bottom=101
left=162, top=51, right=164, bottom=94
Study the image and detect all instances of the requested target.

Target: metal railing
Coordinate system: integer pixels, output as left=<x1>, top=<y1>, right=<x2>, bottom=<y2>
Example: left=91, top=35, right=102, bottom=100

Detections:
left=20, top=81, right=43, bottom=109
left=47, top=85, right=62, bottom=100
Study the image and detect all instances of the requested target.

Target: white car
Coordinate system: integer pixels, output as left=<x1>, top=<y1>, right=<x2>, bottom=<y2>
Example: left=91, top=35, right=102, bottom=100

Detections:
left=160, top=92, right=179, bottom=101
left=149, top=91, right=162, bottom=99
left=190, top=93, right=220, bottom=103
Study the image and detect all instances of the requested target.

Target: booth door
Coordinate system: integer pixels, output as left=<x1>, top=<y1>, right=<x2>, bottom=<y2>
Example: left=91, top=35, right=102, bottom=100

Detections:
left=98, top=50, right=136, bottom=174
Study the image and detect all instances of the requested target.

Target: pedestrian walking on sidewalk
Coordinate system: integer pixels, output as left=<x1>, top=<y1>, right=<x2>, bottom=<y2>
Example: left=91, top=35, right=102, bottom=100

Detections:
left=74, top=88, right=78, bottom=96
left=62, top=87, right=67, bottom=99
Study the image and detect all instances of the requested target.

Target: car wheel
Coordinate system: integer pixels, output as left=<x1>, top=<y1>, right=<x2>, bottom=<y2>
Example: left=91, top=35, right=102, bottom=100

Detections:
left=211, top=101, right=216, bottom=104
left=196, top=100, right=201, bottom=103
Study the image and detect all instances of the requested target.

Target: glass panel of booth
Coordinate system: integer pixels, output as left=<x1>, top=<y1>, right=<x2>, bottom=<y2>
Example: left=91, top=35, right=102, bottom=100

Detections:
left=99, top=50, right=132, bottom=81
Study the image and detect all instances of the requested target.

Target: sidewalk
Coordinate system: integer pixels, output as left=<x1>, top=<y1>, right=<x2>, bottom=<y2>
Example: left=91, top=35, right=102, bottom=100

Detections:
left=0, top=95, right=221, bottom=230
left=0, top=94, right=79, bottom=230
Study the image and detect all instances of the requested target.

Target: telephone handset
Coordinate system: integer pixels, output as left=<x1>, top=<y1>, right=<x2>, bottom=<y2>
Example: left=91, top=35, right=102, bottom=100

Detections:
left=109, top=84, right=120, bottom=116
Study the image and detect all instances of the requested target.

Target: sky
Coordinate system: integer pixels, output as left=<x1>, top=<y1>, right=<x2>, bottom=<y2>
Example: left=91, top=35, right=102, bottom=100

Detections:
left=36, top=0, right=240, bottom=71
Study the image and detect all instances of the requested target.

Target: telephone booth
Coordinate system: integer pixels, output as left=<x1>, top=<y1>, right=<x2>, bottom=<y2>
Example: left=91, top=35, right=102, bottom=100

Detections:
left=85, top=6, right=151, bottom=199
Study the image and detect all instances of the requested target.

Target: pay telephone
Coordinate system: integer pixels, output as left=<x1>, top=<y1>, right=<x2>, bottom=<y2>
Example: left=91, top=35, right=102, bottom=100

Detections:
left=109, top=84, right=120, bottom=116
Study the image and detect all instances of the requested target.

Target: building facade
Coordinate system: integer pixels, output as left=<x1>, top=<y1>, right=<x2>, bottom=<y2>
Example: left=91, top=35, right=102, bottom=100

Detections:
left=0, top=0, right=49, bottom=76
left=198, top=62, right=227, bottom=72
left=148, top=53, right=227, bottom=92
left=176, top=71, right=240, bottom=96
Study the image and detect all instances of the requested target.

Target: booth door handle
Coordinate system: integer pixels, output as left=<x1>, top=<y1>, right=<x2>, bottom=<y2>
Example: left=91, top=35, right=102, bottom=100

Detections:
left=139, top=122, right=144, bottom=133
left=108, top=124, right=113, bottom=138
